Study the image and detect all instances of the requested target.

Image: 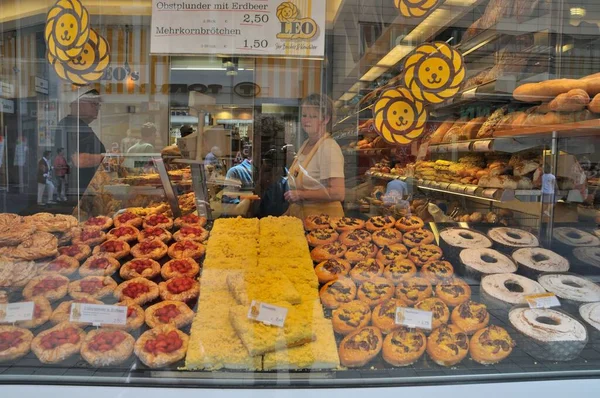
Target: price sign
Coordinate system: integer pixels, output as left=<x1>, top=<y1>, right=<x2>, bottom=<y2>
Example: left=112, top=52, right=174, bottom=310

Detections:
left=438, top=182, right=451, bottom=190
left=464, top=185, right=478, bottom=195
left=151, top=0, right=326, bottom=57
left=449, top=183, right=463, bottom=192
left=0, top=302, right=34, bottom=323
left=70, top=304, right=127, bottom=327
left=473, top=140, right=492, bottom=152
left=247, top=300, right=287, bottom=327
left=395, top=307, right=433, bottom=330
left=455, top=142, right=472, bottom=152
left=526, top=293, right=561, bottom=309
left=481, top=188, right=498, bottom=198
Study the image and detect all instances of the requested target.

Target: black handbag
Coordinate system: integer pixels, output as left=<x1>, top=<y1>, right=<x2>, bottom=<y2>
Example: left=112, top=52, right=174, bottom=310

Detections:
left=259, top=176, right=289, bottom=217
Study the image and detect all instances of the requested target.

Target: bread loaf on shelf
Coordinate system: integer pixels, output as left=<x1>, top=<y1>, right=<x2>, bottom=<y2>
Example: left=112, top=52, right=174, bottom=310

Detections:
left=588, top=93, right=600, bottom=113
left=478, top=175, right=518, bottom=190
left=429, top=118, right=457, bottom=144
left=513, top=78, right=600, bottom=102
left=477, top=107, right=508, bottom=138
left=461, top=116, right=488, bottom=140
left=548, top=89, right=590, bottom=112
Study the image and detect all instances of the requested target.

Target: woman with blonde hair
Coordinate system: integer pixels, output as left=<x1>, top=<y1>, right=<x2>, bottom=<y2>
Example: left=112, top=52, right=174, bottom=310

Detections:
left=284, top=93, right=345, bottom=218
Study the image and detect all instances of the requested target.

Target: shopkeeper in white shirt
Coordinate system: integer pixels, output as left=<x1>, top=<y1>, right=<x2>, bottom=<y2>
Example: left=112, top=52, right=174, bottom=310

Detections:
left=285, top=93, right=345, bottom=218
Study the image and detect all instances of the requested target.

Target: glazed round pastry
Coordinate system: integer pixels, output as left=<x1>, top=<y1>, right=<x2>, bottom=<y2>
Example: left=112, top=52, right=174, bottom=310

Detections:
left=435, top=278, right=472, bottom=307
left=138, top=227, right=173, bottom=243
left=402, top=229, right=435, bottom=248
left=319, top=278, right=357, bottom=309
left=120, top=258, right=162, bottom=280
left=538, top=273, right=600, bottom=303
left=107, top=225, right=140, bottom=243
left=314, top=259, right=351, bottom=284
left=415, top=298, right=450, bottom=330
left=304, top=214, right=332, bottom=231
left=174, top=213, right=207, bottom=229
left=459, top=248, right=517, bottom=278
left=426, top=324, right=469, bottom=366
left=394, top=215, right=425, bottom=232
left=579, top=302, right=600, bottom=333
left=407, top=244, right=443, bottom=267
left=366, top=215, right=396, bottom=232
left=306, top=228, right=339, bottom=247
left=376, top=243, right=408, bottom=266
left=82, top=216, right=113, bottom=231
left=58, top=244, right=91, bottom=263
left=145, top=301, right=194, bottom=329
left=371, top=228, right=403, bottom=247
left=69, top=276, right=118, bottom=300
left=50, top=297, right=104, bottom=326
left=349, top=259, right=384, bottom=284
left=143, top=214, right=174, bottom=230
left=344, top=242, right=378, bottom=263
left=338, top=326, right=383, bottom=367
left=383, top=259, right=417, bottom=284
left=310, top=241, right=347, bottom=262
left=23, top=213, right=78, bottom=234
left=114, top=278, right=160, bottom=305
left=553, top=227, right=600, bottom=247
left=331, top=217, right=365, bottom=232
left=572, top=247, right=600, bottom=272
left=487, top=227, right=539, bottom=251
left=71, top=227, right=106, bottom=247
left=167, top=239, right=206, bottom=260
left=134, top=325, right=189, bottom=368
left=113, top=211, right=143, bottom=228
left=158, top=276, right=200, bottom=302
left=92, top=239, right=130, bottom=260
left=173, top=226, right=209, bottom=243
left=331, top=300, right=371, bottom=335
left=113, top=301, right=146, bottom=331
left=0, top=326, right=33, bottom=362
left=470, top=325, right=515, bottom=365
left=480, top=273, right=545, bottom=306
left=372, top=298, right=406, bottom=334
left=81, top=328, right=135, bottom=367
left=395, top=277, right=433, bottom=306
left=161, top=258, right=201, bottom=280
left=22, top=273, right=69, bottom=302
left=38, top=255, right=79, bottom=276
left=439, top=228, right=492, bottom=252
left=339, top=229, right=372, bottom=247
left=451, top=301, right=490, bottom=335
left=421, top=260, right=455, bottom=284
left=79, top=255, right=121, bottom=277
left=511, top=247, right=570, bottom=276
left=31, top=322, right=86, bottom=364
left=382, top=327, right=427, bottom=366
left=16, top=297, right=52, bottom=329
left=357, top=277, right=395, bottom=308
left=130, top=238, right=169, bottom=260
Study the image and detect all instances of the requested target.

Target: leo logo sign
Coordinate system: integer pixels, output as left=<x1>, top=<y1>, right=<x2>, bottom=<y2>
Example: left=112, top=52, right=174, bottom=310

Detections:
left=276, top=2, right=318, bottom=40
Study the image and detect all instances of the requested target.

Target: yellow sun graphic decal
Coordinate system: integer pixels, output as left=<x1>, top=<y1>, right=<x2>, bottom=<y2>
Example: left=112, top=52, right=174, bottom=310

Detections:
left=395, top=0, right=441, bottom=18
left=45, top=0, right=90, bottom=62
left=374, top=88, right=428, bottom=145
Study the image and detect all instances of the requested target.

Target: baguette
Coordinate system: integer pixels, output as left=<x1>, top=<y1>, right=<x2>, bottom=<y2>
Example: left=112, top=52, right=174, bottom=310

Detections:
left=461, top=116, right=487, bottom=140
left=548, top=89, right=590, bottom=112
left=514, top=78, right=600, bottom=102
left=429, top=118, right=456, bottom=144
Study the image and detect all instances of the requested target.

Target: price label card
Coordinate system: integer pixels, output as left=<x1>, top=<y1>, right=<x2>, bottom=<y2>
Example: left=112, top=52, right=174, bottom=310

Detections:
left=247, top=301, right=287, bottom=327
left=438, top=182, right=451, bottom=190
left=395, top=307, right=433, bottom=330
left=526, top=293, right=561, bottom=309
left=464, top=185, right=479, bottom=195
left=0, top=302, right=34, bottom=323
left=481, top=188, right=498, bottom=198
left=473, top=140, right=492, bottom=152
left=430, top=182, right=440, bottom=189
left=449, top=183, right=463, bottom=192
left=436, top=145, right=449, bottom=153
left=70, top=304, right=127, bottom=326
left=455, top=142, right=472, bottom=152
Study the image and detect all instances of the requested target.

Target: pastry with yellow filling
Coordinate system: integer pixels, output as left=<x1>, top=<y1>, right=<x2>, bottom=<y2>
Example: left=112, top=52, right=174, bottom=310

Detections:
left=332, top=300, right=372, bottom=335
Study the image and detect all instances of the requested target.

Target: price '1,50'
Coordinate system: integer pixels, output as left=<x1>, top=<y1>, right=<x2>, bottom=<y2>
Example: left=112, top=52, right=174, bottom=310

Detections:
left=243, top=14, right=269, bottom=23
left=244, top=39, right=268, bottom=49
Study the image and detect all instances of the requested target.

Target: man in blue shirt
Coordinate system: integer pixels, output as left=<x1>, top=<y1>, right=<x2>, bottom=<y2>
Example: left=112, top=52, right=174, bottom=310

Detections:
left=226, top=157, right=254, bottom=190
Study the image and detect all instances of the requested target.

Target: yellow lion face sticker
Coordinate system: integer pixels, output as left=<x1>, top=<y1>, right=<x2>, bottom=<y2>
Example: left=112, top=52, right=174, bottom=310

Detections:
left=45, top=0, right=90, bottom=62
left=403, top=42, right=465, bottom=104
left=48, top=28, right=110, bottom=86
left=276, top=2, right=299, bottom=22
left=395, top=0, right=441, bottom=18
left=374, top=88, right=427, bottom=145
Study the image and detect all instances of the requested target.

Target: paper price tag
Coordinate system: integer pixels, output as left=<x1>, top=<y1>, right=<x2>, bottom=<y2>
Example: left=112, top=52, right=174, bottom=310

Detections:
left=247, top=301, right=287, bottom=327
left=525, top=293, right=561, bottom=309
left=481, top=188, right=498, bottom=198
left=455, top=142, right=472, bottom=152
left=70, top=304, right=127, bottom=327
left=395, top=307, right=433, bottom=330
left=0, top=302, right=34, bottom=323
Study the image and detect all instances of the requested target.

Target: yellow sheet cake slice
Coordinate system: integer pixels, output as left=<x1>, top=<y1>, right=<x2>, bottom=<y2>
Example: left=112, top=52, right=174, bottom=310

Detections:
left=259, top=238, right=310, bottom=259
left=226, top=268, right=302, bottom=305
left=258, top=257, right=318, bottom=289
left=229, top=301, right=317, bottom=356
left=205, top=235, right=259, bottom=260
left=211, top=216, right=259, bottom=236
left=259, top=216, right=305, bottom=239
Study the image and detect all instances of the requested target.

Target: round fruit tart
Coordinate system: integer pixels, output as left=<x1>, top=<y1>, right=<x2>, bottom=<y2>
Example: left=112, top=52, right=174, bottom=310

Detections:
left=130, top=238, right=168, bottom=260
left=158, top=277, right=199, bottom=302
left=58, top=244, right=91, bottom=263
left=145, top=301, right=194, bottom=329
left=167, top=239, right=205, bottom=260
left=372, top=228, right=403, bottom=247
left=383, top=259, right=417, bottom=284
left=16, top=297, right=52, bottom=329
left=349, top=258, right=384, bottom=284
left=120, top=258, right=161, bottom=280
left=421, top=260, right=455, bottom=284
left=134, top=325, right=189, bottom=368
left=92, top=239, right=130, bottom=260
left=22, top=273, right=69, bottom=302
left=371, top=298, right=406, bottom=334
left=407, top=244, right=443, bottom=267
left=331, top=300, right=372, bottom=335
left=314, top=259, right=351, bottom=284
left=172, top=226, right=209, bottom=243
left=306, top=228, right=339, bottom=247
left=50, top=298, right=104, bottom=326
left=113, top=278, right=160, bottom=306
left=143, top=214, right=174, bottom=230
left=344, top=242, right=378, bottom=263
left=81, top=328, right=135, bottom=367
left=161, top=258, right=200, bottom=280
left=365, top=215, right=396, bottom=232
left=304, top=214, right=332, bottom=231
left=376, top=243, right=409, bottom=266
left=174, top=213, right=207, bottom=229
left=107, top=225, right=140, bottom=243
left=31, top=322, right=86, bottom=364
left=0, top=326, right=34, bottom=362
left=79, top=255, right=121, bottom=277
left=394, top=215, right=425, bottom=233
left=68, top=276, right=118, bottom=300
left=338, top=326, right=383, bottom=367
left=426, top=324, right=469, bottom=366
left=451, top=301, right=490, bottom=335
left=394, top=277, right=433, bottom=306
left=339, top=229, right=372, bottom=247
left=113, top=211, right=143, bottom=228
left=414, top=298, right=450, bottom=330
left=112, top=301, right=145, bottom=331
left=382, top=327, right=427, bottom=367
left=138, top=227, right=173, bottom=243
left=319, top=277, right=357, bottom=309
left=434, top=278, right=472, bottom=307
left=469, top=325, right=515, bottom=365
left=71, top=227, right=106, bottom=247
left=38, top=255, right=79, bottom=276
left=82, top=215, right=113, bottom=231
left=310, top=241, right=348, bottom=263
left=331, top=217, right=365, bottom=232
left=357, top=276, right=395, bottom=308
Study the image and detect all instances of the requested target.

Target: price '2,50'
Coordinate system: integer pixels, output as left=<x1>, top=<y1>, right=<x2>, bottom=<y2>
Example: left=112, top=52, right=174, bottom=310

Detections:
left=243, top=14, right=269, bottom=23
left=244, top=39, right=268, bottom=49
